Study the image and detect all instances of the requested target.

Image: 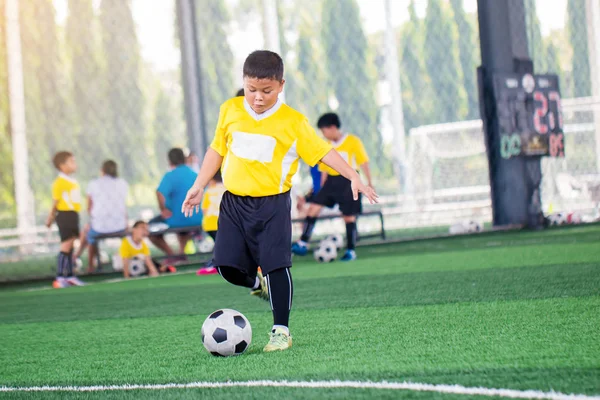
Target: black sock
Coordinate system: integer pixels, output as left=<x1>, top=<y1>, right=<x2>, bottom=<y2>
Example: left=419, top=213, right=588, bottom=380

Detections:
left=346, top=222, right=357, bottom=250
left=300, top=217, right=317, bottom=242
left=65, top=250, right=74, bottom=277
left=217, top=266, right=256, bottom=288
left=266, top=268, right=293, bottom=327
left=57, top=252, right=68, bottom=277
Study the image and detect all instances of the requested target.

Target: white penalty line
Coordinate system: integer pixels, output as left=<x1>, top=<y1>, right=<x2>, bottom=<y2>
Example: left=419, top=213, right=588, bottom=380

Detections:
left=1, top=380, right=598, bottom=399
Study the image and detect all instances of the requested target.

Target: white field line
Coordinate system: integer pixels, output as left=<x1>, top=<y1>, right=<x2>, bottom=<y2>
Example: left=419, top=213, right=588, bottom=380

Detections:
left=18, top=270, right=197, bottom=292
left=0, top=380, right=598, bottom=399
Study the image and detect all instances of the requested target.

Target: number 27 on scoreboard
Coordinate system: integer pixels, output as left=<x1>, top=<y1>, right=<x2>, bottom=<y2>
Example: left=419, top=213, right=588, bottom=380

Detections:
left=532, top=88, right=564, bottom=157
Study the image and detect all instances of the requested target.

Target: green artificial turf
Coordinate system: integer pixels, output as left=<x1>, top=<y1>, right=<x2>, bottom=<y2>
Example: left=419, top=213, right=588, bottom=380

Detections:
left=0, top=225, right=598, bottom=399
left=0, top=224, right=470, bottom=283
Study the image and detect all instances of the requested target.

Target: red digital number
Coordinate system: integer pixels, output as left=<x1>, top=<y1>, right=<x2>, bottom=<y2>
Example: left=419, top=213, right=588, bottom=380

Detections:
left=548, top=91, right=563, bottom=131
left=549, top=133, right=564, bottom=157
left=533, top=91, right=549, bottom=134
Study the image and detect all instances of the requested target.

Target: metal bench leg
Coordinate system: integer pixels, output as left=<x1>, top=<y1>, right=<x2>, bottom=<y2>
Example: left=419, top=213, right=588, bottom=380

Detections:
left=379, top=212, right=386, bottom=240
left=96, top=244, right=102, bottom=272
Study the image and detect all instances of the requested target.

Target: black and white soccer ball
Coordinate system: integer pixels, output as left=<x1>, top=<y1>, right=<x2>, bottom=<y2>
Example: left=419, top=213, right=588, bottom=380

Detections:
left=326, top=233, right=344, bottom=250
left=547, top=212, right=567, bottom=226
left=99, top=250, right=110, bottom=264
left=314, top=239, right=338, bottom=263
left=466, top=220, right=483, bottom=233
left=129, top=256, right=147, bottom=277
left=74, top=258, right=83, bottom=273
left=201, top=309, right=252, bottom=357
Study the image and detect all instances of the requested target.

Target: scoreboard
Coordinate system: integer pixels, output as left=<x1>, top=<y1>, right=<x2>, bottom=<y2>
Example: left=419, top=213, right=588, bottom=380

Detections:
left=493, top=72, right=565, bottom=159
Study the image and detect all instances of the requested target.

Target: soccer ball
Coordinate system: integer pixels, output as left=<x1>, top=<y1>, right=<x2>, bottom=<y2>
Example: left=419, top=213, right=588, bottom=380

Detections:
left=547, top=212, right=566, bottom=226
left=449, top=220, right=483, bottom=234
left=112, top=254, right=124, bottom=272
left=466, top=221, right=483, bottom=233
left=314, top=240, right=338, bottom=263
left=129, top=256, right=147, bottom=277
left=197, top=237, right=215, bottom=253
left=99, top=250, right=110, bottom=264
left=74, top=258, right=83, bottom=273
left=201, top=309, right=252, bottom=357
left=326, top=233, right=344, bottom=250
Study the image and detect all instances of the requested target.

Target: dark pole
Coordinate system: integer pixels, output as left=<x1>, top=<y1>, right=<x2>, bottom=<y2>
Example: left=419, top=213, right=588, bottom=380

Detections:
left=176, top=0, right=208, bottom=159
left=477, top=0, right=542, bottom=228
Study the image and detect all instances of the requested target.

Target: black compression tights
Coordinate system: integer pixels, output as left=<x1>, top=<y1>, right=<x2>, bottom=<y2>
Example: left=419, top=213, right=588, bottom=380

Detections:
left=217, top=266, right=293, bottom=327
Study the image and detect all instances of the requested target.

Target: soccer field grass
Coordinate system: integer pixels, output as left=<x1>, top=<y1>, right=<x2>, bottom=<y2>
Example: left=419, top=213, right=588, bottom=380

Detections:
left=1, top=225, right=599, bottom=399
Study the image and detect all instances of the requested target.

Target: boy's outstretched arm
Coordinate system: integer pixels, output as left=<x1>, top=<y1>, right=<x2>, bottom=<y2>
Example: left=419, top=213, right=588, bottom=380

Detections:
left=182, top=148, right=223, bottom=217
left=321, top=150, right=378, bottom=204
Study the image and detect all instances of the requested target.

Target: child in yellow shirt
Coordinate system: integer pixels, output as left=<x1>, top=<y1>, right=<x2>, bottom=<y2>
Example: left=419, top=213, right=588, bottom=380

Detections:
left=46, top=151, right=85, bottom=288
left=119, top=221, right=175, bottom=279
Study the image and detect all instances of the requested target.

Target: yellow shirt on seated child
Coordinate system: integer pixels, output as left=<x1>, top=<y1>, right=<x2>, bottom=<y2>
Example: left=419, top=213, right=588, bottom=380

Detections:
left=119, top=236, right=150, bottom=260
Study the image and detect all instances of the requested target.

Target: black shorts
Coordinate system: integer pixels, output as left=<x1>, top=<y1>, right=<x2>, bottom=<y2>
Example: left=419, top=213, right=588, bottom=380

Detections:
left=304, top=190, right=316, bottom=204
left=55, top=211, right=80, bottom=242
left=311, top=175, right=362, bottom=216
left=213, top=191, right=291, bottom=275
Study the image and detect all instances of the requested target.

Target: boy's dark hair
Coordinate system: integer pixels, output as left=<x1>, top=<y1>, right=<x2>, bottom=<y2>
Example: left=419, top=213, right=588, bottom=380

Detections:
left=132, top=220, right=146, bottom=229
left=243, top=50, right=284, bottom=82
left=102, top=160, right=118, bottom=177
left=52, top=151, right=73, bottom=170
left=236, top=88, right=244, bottom=97
left=168, top=148, right=186, bottom=166
left=212, top=170, right=222, bottom=183
left=317, top=113, right=341, bottom=129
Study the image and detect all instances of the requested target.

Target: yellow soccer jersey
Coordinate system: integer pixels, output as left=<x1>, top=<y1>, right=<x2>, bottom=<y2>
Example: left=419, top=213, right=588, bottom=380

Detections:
left=319, top=134, right=369, bottom=176
left=51, top=173, right=82, bottom=212
left=210, top=97, right=332, bottom=197
left=202, top=182, right=226, bottom=232
left=119, top=236, right=150, bottom=260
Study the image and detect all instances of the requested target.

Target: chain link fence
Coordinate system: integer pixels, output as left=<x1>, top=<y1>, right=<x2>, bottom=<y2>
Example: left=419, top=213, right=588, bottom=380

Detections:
left=0, top=0, right=599, bottom=281
left=522, top=0, right=600, bottom=218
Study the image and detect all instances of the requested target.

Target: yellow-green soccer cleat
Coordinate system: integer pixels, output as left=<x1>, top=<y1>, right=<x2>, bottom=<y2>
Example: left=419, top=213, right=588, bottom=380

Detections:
left=250, top=270, right=269, bottom=301
left=263, top=328, right=293, bottom=352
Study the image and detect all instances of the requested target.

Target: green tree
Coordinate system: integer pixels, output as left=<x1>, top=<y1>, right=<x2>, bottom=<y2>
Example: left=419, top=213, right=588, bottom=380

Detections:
left=424, top=0, right=467, bottom=123
left=0, top=0, right=14, bottom=218
left=545, top=42, right=561, bottom=76
left=152, top=85, right=183, bottom=173
left=321, top=0, right=383, bottom=171
left=100, top=0, right=147, bottom=183
left=399, top=1, right=432, bottom=131
left=284, top=3, right=328, bottom=125
left=567, top=0, right=591, bottom=97
left=20, top=0, right=71, bottom=210
left=450, top=0, right=478, bottom=119
left=66, top=0, right=109, bottom=179
left=544, top=38, right=567, bottom=93
left=524, top=0, right=546, bottom=73
left=195, top=0, right=235, bottom=133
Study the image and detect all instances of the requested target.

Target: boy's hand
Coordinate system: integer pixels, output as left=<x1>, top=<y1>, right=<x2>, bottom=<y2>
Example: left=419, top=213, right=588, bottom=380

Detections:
left=296, top=195, right=306, bottom=211
left=351, top=177, right=378, bottom=204
left=160, top=208, right=173, bottom=219
left=182, top=185, right=204, bottom=217
left=45, top=215, right=54, bottom=228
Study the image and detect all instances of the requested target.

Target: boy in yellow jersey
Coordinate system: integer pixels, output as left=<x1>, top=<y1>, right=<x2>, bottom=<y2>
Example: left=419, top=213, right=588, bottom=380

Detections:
left=196, top=170, right=226, bottom=275
left=46, top=151, right=85, bottom=288
left=119, top=221, right=161, bottom=279
left=292, top=113, right=373, bottom=261
left=181, top=50, right=378, bottom=352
